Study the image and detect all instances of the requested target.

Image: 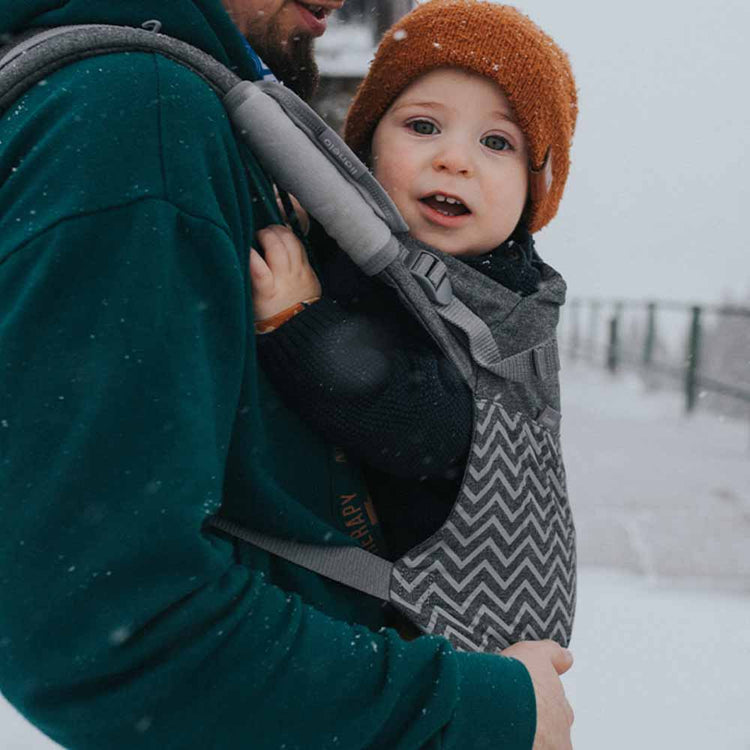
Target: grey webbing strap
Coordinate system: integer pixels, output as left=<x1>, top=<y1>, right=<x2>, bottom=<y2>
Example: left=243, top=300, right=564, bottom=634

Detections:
left=207, top=516, right=393, bottom=602
left=380, top=260, right=475, bottom=384
left=437, top=298, right=559, bottom=380
left=435, top=297, right=557, bottom=379
left=489, top=338, right=560, bottom=381
left=437, top=296, right=505, bottom=367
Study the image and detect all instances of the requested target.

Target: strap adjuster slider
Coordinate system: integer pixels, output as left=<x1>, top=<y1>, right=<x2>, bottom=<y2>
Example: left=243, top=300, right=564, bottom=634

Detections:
left=404, top=249, right=453, bottom=305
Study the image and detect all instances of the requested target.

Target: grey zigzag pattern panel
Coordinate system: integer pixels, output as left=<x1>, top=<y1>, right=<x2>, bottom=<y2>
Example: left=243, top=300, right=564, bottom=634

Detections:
left=390, top=398, right=577, bottom=652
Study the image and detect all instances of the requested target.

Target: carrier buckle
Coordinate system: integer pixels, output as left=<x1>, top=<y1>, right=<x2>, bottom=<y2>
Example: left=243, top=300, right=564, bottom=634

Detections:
left=532, top=341, right=560, bottom=379
left=403, top=249, right=453, bottom=306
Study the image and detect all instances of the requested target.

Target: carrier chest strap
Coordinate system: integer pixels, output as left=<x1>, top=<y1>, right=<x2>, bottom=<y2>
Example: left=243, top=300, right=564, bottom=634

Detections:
left=440, top=293, right=560, bottom=381
left=207, top=517, right=393, bottom=602
left=403, top=246, right=560, bottom=382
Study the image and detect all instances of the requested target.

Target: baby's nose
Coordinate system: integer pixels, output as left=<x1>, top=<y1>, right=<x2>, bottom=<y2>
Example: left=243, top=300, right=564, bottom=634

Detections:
left=432, top=145, right=474, bottom=176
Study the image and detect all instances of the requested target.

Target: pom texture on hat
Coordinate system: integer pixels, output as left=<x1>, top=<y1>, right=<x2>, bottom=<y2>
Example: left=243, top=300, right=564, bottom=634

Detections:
left=343, top=0, right=577, bottom=233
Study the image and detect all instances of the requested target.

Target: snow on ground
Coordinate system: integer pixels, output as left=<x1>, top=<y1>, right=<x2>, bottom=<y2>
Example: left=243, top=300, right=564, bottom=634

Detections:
left=562, top=360, right=750, bottom=588
left=565, top=568, right=750, bottom=750
left=560, top=362, right=750, bottom=748
left=2, top=363, right=749, bottom=748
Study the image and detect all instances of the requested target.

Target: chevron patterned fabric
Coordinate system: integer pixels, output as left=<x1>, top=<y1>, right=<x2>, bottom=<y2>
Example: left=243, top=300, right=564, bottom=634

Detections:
left=390, top=398, right=577, bottom=652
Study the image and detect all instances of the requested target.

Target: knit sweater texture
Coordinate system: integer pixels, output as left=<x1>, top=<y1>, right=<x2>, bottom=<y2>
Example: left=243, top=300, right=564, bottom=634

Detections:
left=0, top=2, right=535, bottom=749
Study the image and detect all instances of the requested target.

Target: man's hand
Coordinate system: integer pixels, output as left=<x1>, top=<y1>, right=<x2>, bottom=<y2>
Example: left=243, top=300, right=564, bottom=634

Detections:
left=501, top=640, right=574, bottom=750
left=250, top=225, right=321, bottom=321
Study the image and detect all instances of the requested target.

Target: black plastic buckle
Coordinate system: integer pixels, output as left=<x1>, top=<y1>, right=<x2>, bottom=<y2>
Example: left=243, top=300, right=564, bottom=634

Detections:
left=403, top=249, right=453, bottom=305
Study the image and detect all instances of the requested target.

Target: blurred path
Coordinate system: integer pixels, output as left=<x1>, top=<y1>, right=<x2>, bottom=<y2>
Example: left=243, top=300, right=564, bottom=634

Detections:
left=562, top=360, right=750, bottom=590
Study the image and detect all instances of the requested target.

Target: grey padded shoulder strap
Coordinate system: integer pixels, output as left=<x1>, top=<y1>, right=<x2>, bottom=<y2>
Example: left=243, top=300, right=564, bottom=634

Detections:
left=256, top=81, right=408, bottom=234
left=207, top=517, right=393, bottom=601
left=224, top=80, right=406, bottom=277
left=0, top=23, right=240, bottom=114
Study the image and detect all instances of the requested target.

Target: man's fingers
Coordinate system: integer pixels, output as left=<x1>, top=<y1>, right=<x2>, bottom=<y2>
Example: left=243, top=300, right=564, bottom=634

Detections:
left=500, top=640, right=575, bottom=749
left=500, top=640, right=574, bottom=675
left=533, top=640, right=574, bottom=675
left=551, top=645, right=574, bottom=675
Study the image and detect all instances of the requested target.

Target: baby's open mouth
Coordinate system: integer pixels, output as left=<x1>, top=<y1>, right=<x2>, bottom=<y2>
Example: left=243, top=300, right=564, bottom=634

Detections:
left=420, top=193, right=471, bottom=217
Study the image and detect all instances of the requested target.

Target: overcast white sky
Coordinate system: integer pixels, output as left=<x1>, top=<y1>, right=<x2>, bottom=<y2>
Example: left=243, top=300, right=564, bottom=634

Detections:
left=512, top=0, right=750, bottom=305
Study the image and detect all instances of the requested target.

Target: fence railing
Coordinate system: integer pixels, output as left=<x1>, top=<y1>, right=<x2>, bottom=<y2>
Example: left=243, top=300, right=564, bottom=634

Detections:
left=564, top=298, right=750, bottom=414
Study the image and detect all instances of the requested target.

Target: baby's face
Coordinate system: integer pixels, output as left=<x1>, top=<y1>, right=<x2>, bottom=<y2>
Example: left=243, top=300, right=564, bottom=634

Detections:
left=371, top=68, right=529, bottom=257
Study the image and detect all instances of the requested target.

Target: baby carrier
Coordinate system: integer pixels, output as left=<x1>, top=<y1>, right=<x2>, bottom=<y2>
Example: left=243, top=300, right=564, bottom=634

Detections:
left=0, top=24, right=576, bottom=652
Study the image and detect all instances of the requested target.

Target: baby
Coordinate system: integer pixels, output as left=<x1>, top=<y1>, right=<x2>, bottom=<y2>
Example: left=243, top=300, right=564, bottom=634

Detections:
left=250, top=0, right=577, bottom=650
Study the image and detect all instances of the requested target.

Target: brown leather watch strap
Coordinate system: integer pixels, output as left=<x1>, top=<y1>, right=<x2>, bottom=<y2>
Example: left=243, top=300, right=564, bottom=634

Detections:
left=254, top=297, right=320, bottom=334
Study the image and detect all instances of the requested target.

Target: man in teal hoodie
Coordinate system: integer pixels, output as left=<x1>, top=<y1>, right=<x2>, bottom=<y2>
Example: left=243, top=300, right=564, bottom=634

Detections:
left=0, top=1, right=574, bottom=747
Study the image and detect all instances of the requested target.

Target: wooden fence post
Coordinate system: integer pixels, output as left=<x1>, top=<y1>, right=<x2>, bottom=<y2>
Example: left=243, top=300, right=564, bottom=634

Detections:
left=685, top=305, right=702, bottom=413
left=643, top=302, right=656, bottom=367
left=607, top=304, right=622, bottom=374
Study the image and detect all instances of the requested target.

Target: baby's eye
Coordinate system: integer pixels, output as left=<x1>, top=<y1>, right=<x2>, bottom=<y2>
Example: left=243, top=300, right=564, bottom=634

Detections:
left=408, top=119, right=438, bottom=135
left=481, top=134, right=511, bottom=152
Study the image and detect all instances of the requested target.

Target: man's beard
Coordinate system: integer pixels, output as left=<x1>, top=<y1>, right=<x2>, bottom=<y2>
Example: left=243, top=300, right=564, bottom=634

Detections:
left=248, top=20, right=320, bottom=101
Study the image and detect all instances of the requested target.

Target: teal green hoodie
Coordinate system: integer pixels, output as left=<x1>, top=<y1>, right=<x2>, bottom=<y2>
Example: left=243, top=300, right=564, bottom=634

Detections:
left=0, top=2, right=535, bottom=747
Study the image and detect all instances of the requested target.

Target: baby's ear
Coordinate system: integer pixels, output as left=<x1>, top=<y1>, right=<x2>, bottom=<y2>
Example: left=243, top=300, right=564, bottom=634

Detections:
left=529, top=149, right=553, bottom=204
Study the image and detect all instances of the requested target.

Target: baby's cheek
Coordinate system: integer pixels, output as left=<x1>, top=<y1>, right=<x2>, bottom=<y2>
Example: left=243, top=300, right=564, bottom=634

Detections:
left=374, top=144, right=411, bottom=189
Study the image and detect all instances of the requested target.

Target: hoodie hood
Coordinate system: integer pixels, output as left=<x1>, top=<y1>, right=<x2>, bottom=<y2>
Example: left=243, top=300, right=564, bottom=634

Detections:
left=0, top=0, right=260, bottom=81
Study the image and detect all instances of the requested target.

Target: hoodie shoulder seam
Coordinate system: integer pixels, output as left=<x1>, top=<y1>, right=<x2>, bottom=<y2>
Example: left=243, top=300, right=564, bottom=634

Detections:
left=0, top=196, right=234, bottom=268
left=150, top=52, right=169, bottom=200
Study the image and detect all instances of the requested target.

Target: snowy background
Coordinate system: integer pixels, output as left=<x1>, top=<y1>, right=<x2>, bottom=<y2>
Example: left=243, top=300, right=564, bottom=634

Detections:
left=517, top=0, right=750, bottom=307
left=320, top=0, right=750, bottom=306
left=3, top=0, right=750, bottom=747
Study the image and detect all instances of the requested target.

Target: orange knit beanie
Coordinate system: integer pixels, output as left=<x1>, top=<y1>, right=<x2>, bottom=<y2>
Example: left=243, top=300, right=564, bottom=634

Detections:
left=343, top=0, right=577, bottom=233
